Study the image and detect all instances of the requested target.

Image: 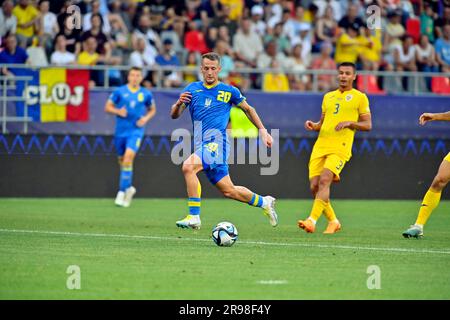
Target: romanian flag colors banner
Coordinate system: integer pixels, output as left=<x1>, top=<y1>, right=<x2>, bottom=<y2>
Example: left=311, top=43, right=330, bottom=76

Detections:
left=15, top=68, right=89, bottom=122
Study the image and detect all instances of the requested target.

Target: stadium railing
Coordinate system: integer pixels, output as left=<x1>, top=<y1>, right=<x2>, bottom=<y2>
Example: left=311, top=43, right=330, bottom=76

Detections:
left=0, top=75, right=33, bottom=134
left=1, top=63, right=449, bottom=94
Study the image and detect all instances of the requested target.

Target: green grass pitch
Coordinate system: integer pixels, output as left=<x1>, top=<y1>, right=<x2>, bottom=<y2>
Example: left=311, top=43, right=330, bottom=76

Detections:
left=0, top=198, right=450, bottom=300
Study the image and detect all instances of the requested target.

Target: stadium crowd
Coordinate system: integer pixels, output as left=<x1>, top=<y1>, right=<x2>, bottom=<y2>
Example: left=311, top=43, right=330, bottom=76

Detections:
left=0, top=0, right=449, bottom=91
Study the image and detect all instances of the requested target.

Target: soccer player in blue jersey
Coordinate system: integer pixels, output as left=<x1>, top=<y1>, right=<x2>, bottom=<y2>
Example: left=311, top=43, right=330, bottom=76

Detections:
left=105, top=67, right=156, bottom=207
left=170, top=52, right=278, bottom=229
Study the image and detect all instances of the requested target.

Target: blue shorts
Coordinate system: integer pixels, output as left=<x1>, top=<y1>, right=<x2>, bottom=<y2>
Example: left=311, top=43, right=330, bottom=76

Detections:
left=114, top=134, right=143, bottom=156
left=195, top=142, right=229, bottom=185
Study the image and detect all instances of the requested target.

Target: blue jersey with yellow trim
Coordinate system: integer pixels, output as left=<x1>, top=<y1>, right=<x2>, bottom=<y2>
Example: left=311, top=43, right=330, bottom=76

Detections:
left=183, top=81, right=245, bottom=150
left=109, top=85, right=154, bottom=137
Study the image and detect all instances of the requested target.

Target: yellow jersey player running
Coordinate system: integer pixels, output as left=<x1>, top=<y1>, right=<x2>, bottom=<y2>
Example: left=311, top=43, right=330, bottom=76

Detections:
left=402, top=111, right=450, bottom=238
left=298, top=62, right=372, bottom=234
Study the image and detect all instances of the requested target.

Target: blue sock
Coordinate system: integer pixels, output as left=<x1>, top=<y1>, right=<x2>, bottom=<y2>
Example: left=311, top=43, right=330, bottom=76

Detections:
left=188, top=197, right=201, bottom=216
left=248, top=193, right=264, bottom=208
left=119, top=164, right=133, bottom=191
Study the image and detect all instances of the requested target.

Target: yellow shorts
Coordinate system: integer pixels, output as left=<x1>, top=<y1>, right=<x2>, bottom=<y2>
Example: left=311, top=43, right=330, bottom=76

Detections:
left=309, top=153, right=347, bottom=182
left=445, top=152, right=450, bottom=163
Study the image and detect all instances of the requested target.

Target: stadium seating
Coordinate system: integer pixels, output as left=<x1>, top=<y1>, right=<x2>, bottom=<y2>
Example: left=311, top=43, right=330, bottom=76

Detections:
left=431, top=76, right=450, bottom=94
left=406, top=18, right=421, bottom=44
left=357, top=75, right=386, bottom=94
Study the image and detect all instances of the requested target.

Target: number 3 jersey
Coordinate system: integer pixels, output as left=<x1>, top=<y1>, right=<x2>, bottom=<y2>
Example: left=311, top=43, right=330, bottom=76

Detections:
left=183, top=81, right=246, bottom=153
left=315, top=88, right=370, bottom=161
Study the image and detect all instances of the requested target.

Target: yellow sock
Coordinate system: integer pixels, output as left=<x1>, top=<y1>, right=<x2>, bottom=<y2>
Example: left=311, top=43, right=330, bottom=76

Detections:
left=415, top=188, right=442, bottom=226
left=197, top=181, right=202, bottom=198
left=309, top=199, right=327, bottom=222
left=323, top=201, right=337, bottom=222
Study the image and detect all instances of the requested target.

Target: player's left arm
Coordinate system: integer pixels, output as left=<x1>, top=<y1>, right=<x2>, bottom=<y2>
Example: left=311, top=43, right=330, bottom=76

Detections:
left=238, top=100, right=273, bottom=148
left=136, top=100, right=157, bottom=128
left=419, top=111, right=450, bottom=125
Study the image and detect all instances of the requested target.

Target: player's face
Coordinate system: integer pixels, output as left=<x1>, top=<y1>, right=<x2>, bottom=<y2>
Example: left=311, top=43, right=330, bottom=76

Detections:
left=128, top=70, right=143, bottom=87
left=337, top=66, right=356, bottom=89
left=201, top=58, right=221, bottom=85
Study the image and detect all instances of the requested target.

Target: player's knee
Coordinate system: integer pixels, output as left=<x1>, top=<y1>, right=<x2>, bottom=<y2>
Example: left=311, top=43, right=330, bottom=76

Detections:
left=318, top=176, right=332, bottom=189
left=310, top=184, right=319, bottom=196
left=431, top=175, right=448, bottom=191
left=182, top=162, right=196, bottom=175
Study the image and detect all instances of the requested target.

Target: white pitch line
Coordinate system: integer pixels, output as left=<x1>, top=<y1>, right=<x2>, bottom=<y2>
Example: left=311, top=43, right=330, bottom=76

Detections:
left=257, top=280, right=288, bottom=285
left=1, top=228, right=450, bottom=256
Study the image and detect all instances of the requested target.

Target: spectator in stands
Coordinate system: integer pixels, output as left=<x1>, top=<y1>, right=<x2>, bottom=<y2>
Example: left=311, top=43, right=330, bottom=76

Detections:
left=257, top=40, right=285, bottom=69
left=267, top=7, right=290, bottom=31
left=334, top=23, right=360, bottom=65
left=210, top=4, right=238, bottom=39
left=262, top=59, right=289, bottom=92
left=233, top=17, right=263, bottom=68
left=160, top=15, right=185, bottom=57
left=155, top=38, right=182, bottom=88
left=263, top=22, right=291, bottom=56
left=132, top=14, right=162, bottom=66
left=109, top=0, right=132, bottom=33
left=55, top=16, right=81, bottom=56
left=184, top=20, right=209, bottom=55
left=83, top=0, right=111, bottom=35
left=50, top=34, right=76, bottom=66
left=293, top=23, right=312, bottom=66
left=283, top=43, right=309, bottom=91
left=129, top=37, right=155, bottom=88
left=435, top=24, right=450, bottom=72
left=358, top=25, right=382, bottom=71
left=38, top=0, right=59, bottom=58
left=221, top=0, right=244, bottom=22
left=415, top=34, right=439, bottom=73
left=310, top=41, right=337, bottom=92
left=435, top=6, right=450, bottom=39
left=0, top=33, right=29, bottom=76
left=283, top=5, right=311, bottom=46
left=217, top=25, right=231, bottom=45
left=315, top=5, right=338, bottom=49
left=393, top=34, right=417, bottom=72
left=0, top=0, right=17, bottom=41
left=250, top=5, right=266, bottom=37
left=384, top=10, right=405, bottom=56
left=78, top=36, right=106, bottom=87
left=205, top=26, right=218, bottom=51
left=420, top=3, right=436, bottom=43
left=338, top=3, right=364, bottom=32
left=81, top=14, right=110, bottom=58
left=109, top=14, right=129, bottom=60
left=26, top=36, right=48, bottom=66
left=312, top=0, right=342, bottom=22
left=183, top=50, right=200, bottom=83
left=13, top=0, right=40, bottom=48
left=215, top=39, right=234, bottom=82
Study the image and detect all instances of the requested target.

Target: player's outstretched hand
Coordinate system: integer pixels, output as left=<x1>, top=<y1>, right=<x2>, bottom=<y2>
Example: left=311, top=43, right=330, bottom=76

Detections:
left=261, top=129, right=273, bottom=148
left=304, top=120, right=315, bottom=131
left=177, top=92, right=192, bottom=106
left=117, top=108, right=127, bottom=118
left=419, top=113, right=434, bottom=125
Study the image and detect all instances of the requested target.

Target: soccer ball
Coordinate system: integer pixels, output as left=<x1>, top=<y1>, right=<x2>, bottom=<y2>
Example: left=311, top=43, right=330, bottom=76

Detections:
left=212, top=222, right=238, bottom=247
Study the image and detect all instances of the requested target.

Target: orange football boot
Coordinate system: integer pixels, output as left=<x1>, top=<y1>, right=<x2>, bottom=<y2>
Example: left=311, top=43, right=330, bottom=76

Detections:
left=323, top=220, right=341, bottom=234
left=297, top=219, right=315, bottom=233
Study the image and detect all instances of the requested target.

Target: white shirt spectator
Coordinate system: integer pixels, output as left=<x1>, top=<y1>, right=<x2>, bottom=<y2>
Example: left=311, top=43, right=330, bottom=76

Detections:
left=233, top=30, right=263, bottom=62
left=133, top=28, right=161, bottom=64
left=393, top=43, right=416, bottom=64
left=51, top=51, right=76, bottom=65
left=313, top=0, right=343, bottom=21
left=42, top=11, right=58, bottom=36
left=26, top=46, right=49, bottom=67
left=0, top=8, right=17, bottom=38
left=129, top=50, right=155, bottom=79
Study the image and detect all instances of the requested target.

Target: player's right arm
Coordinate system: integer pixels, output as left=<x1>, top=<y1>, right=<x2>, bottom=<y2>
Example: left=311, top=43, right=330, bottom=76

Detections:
left=105, top=89, right=127, bottom=117
left=305, top=113, right=325, bottom=132
left=419, top=111, right=450, bottom=125
left=170, top=92, right=191, bottom=119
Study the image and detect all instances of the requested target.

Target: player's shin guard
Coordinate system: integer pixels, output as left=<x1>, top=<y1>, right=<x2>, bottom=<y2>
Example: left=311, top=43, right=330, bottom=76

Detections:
left=188, top=198, right=201, bottom=216
left=119, top=163, right=133, bottom=191
left=323, top=201, right=337, bottom=222
left=415, top=188, right=442, bottom=226
left=248, top=193, right=264, bottom=208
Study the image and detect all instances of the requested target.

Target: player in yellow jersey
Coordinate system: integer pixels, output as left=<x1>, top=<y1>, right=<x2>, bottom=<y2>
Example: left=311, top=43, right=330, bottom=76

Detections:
left=402, top=111, right=450, bottom=238
left=298, top=62, right=372, bottom=234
